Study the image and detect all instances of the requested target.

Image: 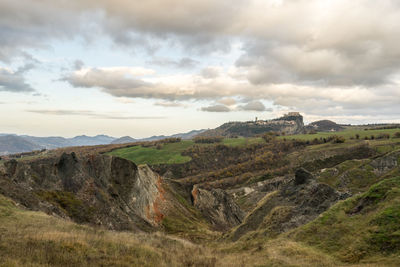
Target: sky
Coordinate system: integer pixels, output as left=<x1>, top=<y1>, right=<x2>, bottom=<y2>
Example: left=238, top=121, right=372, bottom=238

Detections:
left=1, top=0, right=400, bottom=138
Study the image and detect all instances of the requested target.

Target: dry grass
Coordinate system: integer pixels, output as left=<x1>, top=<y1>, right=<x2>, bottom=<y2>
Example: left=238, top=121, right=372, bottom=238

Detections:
left=2, top=190, right=396, bottom=267
left=0, top=193, right=348, bottom=267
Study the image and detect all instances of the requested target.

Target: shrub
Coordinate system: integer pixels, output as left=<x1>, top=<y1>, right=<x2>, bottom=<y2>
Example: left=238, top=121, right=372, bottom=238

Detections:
left=355, top=134, right=360, bottom=140
left=376, top=133, right=390, bottom=139
left=193, top=136, right=223, bottom=144
left=331, top=135, right=345, bottom=143
left=160, top=137, right=181, bottom=144
left=394, top=132, right=400, bottom=138
left=262, top=133, right=276, bottom=143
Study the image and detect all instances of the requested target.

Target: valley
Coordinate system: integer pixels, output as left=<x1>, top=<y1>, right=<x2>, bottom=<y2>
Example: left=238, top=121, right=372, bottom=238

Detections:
left=1, top=123, right=400, bottom=266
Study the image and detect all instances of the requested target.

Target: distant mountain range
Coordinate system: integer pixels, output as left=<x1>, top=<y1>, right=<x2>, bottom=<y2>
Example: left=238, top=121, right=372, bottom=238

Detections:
left=0, top=129, right=207, bottom=155
left=111, top=129, right=206, bottom=144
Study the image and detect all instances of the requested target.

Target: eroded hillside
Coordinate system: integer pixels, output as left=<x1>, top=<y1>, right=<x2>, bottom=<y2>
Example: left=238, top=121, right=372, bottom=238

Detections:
left=1, top=129, right=400, bottom=266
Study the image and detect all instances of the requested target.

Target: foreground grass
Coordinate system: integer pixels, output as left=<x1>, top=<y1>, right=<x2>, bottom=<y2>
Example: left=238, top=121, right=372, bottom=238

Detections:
left=0, top=194, right=220, bottom=266
left=0, top=193, right=347, bottom=266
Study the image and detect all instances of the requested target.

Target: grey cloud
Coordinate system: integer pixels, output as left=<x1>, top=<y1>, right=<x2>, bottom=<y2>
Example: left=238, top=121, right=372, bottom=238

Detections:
left=201, top=101, right=272, bottom=113
left=64, top=67, right=151, bottom=91
left=201, top=104, right=231, bottom=112
left=74, top=60, right=85, bottom=70
left=3, top=0, right=400, bottom=89
left=238, top=101, right=270, bottom=112
left=26, top=109, right=166, bottom=119
left=148, top=57, right=199, bottom=69
left=3, top=0, right=400, bottom=120
left=201, top=67, right=221, bottom=79
left=218, top=98, right=236, bottom=106
left=235, top=0, right=400, bottom=87
left=0, top=67, right=34, bottom=92
left=0, top=0, right=93, bottom=62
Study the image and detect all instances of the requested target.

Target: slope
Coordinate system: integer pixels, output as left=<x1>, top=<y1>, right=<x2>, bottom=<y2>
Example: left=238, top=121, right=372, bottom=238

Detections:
left=0, top=135, right=43, bottom=155
left=290, top=176, right=400, bottom=265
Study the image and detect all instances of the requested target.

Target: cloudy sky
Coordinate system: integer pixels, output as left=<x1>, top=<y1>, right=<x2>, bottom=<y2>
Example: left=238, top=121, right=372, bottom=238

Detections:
left=1, top=0, right=400, bottom=137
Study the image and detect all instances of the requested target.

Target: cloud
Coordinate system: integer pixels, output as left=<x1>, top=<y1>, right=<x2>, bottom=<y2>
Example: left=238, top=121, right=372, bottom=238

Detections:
left=63, top=66, right=246, bottom=100
left=235, top=0, right=400, bottom=87
left=218, top=98, right=236, bottom=106
left=154, top=101, right=186, bottom=107
left=201, top=104, right=231, bottom=112
left=63, top=65, right=400, bottom=118
left=3, top=0, right=400, bottom=89
left=26, top=109, right=166, bottom=119
left=238, top=101, right=270, bottom=112
left=73, top=60, right=85, bottom=70
left=0, top=66, right=34, bottom=92
left=2, top=0, right=400, bottom=121
left=201, top=100, right=272, bottom=113
left=201, top=66, right=222, bottom=79
left=147, top=57, right=199, bottom=69
left=63, top=66, right=155, bottom=90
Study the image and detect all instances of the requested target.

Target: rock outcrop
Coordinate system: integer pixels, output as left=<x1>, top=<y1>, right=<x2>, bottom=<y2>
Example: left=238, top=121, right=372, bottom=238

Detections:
left=229, top=169, right=349, bottom=241
left=0, top=153, right=171, bottom=231
left=198, top=113, right=304, bottom=138
left=192, top=187, right=245, bottom=231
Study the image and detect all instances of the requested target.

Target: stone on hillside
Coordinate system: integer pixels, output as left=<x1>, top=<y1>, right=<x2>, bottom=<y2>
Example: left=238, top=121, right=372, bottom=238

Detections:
left=295, top=168, right=313, bottom=185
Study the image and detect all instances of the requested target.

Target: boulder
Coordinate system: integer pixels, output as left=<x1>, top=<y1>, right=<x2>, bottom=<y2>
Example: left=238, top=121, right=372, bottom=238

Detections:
left=294, top=168, right=313, bottom=185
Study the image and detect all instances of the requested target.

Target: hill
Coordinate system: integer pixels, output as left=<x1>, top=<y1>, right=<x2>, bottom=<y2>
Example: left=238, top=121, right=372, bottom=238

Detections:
left=0, top=130, right=207, bottom=155
left=0, top=135, right=44, bottom=155
left=111, top=136, right=137, bottom=144
left=305, top=120, right=344, bottom=132
left=1, top=125, right=400, bottom=265
left=68, top=134, right=116, bottom=146
left=199, top=112, right=304, bottom=138
left=0, top=134, right=117, bottom=155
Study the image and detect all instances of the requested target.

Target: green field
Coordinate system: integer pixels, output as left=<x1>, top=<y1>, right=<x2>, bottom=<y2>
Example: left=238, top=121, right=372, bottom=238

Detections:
left=107, top=128, right=400, bottom=166
left=107, top=138, right=263, bottom=165
left=281, top=127, right=400, bottom=141
left=107, top=141, right=193, bottom=165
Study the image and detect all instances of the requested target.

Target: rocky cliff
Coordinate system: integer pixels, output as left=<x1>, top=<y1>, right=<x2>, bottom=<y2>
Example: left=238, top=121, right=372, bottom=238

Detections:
left=198, top=113, right=304, bottom=138
left=0, top=153, right=183, bottom=231
left=228, top=168, right=349, bottom=241
left=0, top=153, right=244, bottom=235
left=192, top=187, right=245, bottom=231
